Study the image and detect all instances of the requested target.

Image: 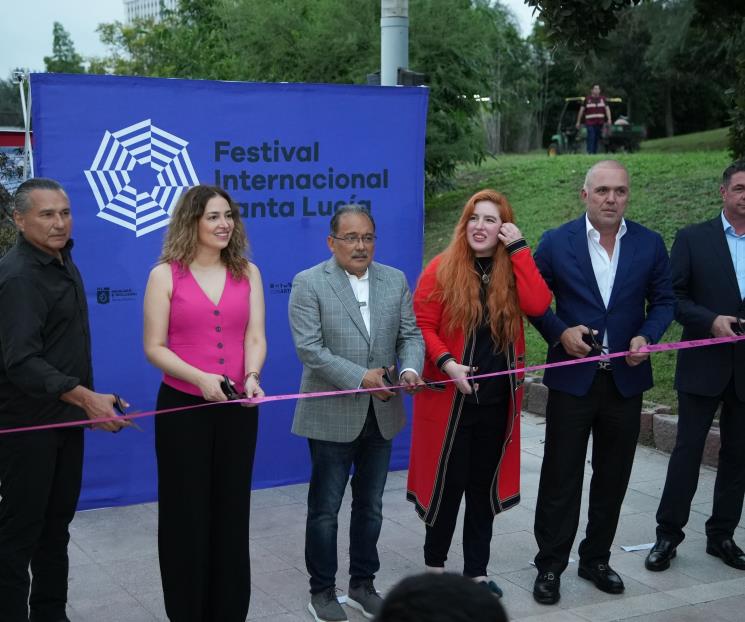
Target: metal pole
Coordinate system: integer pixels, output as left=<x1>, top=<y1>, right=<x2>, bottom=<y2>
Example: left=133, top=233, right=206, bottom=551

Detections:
left=16, top=71, right=34, bottom=179
left=381, top=0, right=408, bottom=86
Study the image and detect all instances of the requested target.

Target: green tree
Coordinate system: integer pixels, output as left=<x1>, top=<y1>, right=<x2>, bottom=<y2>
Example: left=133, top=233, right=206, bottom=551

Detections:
left=96, top=0, right=519, bottom=190
left=44, top=22, right=85, bottom=73
left=0, top=78, right=24, bottom=127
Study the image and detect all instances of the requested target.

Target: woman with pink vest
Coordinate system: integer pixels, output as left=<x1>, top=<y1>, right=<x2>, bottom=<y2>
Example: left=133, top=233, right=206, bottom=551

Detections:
left=143, top=185, right=266, bottom=621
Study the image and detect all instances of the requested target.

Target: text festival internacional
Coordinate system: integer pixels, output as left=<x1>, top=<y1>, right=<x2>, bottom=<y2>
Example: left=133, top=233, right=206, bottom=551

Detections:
left=213, top=140, right=390, bottom=219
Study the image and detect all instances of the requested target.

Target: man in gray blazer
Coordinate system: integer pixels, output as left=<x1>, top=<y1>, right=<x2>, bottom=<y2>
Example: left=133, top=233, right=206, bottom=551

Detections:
left=289, top=205, right=424, bottom=622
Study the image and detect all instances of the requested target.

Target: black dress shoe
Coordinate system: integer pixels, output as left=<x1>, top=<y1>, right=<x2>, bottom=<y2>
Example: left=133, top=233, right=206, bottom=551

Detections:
left=706, top=538, right=745, bottom=570
left=578, top=562, right=625, bottom=594
left=645, top=538, right=677, bottom=571
left=533, top=571, right=560, bottom=605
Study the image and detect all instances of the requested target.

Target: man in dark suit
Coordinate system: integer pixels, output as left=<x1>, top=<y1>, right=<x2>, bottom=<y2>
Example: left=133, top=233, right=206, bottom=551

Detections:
left=646, top=160, right=745, bottom=573
left=528, top=160, right=674, bottom=605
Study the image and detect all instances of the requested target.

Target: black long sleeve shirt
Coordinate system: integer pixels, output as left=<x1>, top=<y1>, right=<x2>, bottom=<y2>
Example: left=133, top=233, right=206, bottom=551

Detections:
left=0, top=234, right=93, bottom=428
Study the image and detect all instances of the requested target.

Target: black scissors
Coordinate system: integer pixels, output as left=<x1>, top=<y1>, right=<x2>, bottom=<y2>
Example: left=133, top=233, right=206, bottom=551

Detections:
left=732, top=317, right=745, bottom=336
left=220, top=375, right=247, bottom=400
left=582, top=328, right=608, bottom=354
left=113, top=394, right=143, bottom=432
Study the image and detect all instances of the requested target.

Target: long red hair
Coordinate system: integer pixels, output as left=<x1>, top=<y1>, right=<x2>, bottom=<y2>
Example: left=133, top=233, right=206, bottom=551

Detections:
left=434, top=189, right=522, bottom=349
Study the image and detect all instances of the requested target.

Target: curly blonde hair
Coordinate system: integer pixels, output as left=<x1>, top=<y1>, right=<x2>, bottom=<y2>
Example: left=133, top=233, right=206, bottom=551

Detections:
left=159, top=185, right=249, bottom=279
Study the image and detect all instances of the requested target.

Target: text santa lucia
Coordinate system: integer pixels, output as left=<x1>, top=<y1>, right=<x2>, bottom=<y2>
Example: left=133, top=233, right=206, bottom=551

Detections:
left=213, top=140, right=389, bottom=218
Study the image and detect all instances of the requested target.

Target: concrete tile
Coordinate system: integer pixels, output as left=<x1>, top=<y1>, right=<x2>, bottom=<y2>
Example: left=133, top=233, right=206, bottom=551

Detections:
left=134, top=591, right=168, bottom=621
left=251, top=541, right=298, bottom=574
left=69, top=591, right=159, bottom=622
left=513, top=610, right=589, bottom=622
left=245, top=585, right=290, bottom=619
left=68, top=562, right=130, bottom=602
left=251, top=567, right=314, bottom=612
left=67, top=539, right=94, bottom=567
left=488, top=530, right=542, bottom=574
left=608, top=604, right=729, bottom=621
left=102, top=554, right=162, bottom=596
left=58, top=409, right=744, bottom=621
left=666, top=577, right=745, bottom=605
left=607, top=551, right=701, bottom=591
left=672, top=548, right=745, bottom=583
left=570, top=591, right=687, bottom=621
left=689, top=594, right=745, bottom=622
left=250, top=486, right=300, bottom=509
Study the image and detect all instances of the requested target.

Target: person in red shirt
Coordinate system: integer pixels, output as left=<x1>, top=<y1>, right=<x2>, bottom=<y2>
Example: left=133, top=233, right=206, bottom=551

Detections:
left=576, top=84, right=612, bottom=154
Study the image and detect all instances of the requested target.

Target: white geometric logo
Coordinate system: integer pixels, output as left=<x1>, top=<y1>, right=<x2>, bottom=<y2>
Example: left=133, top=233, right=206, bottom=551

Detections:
left=84, top=119, right=200, bottom=237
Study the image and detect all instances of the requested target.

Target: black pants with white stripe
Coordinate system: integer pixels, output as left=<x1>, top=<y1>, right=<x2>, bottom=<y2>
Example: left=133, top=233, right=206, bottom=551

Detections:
left=424, top=400, right=508, bottom=577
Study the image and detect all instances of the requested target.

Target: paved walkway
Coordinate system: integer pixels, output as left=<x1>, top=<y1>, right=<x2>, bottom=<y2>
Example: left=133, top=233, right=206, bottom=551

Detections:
left=65, top=413, right=745, bottom=621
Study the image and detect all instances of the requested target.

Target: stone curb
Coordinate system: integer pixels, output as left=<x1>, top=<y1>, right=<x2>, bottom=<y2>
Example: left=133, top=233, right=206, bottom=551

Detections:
left=522, top=377, right=721, bottom=468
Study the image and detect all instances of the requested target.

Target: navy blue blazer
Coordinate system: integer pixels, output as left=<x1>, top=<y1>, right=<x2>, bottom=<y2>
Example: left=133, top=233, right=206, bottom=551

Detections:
left=671, top=217, right=745, bottom=400
left=529, top=215, right=674, bottom=398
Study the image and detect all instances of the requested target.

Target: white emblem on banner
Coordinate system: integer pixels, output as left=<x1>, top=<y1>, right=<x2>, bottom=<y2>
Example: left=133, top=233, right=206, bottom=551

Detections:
left=84, top=119, right=199, bottom=237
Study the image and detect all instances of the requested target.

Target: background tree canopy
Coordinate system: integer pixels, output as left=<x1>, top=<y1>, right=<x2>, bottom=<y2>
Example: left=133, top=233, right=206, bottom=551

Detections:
left=0, top=0, right=742, bottom=193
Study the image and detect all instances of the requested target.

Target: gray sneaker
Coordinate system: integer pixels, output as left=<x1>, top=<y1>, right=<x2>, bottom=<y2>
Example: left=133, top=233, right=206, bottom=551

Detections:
left=308, top=587, right=348, bottom=622
left=346, top=579, right=383, bottom=619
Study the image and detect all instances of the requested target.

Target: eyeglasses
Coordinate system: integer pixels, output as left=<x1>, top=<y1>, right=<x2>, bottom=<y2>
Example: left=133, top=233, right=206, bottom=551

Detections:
left=331, top=234, right=377, bottom=246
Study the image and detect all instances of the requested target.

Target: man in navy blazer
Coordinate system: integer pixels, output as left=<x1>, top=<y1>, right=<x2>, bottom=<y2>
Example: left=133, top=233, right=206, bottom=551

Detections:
left=646, top=160, right=745, bottom=573
left=528, top=160, right=674, bottom=605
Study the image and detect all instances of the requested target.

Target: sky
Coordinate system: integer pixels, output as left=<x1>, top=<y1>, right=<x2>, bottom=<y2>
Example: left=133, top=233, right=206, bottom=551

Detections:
left=0, top=0, right=537, bottom=80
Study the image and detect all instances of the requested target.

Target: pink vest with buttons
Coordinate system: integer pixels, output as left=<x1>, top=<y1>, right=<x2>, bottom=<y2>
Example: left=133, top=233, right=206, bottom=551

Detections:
left=163, top=262, right=251, bottom=396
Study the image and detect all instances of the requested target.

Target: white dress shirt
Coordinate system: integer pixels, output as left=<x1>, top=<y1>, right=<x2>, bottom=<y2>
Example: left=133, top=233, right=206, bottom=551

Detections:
left=346, top=269, right=370, bottom=334
left=722, top=211, right=745, bottom=300
left=346, top=268, right=416, bottom=382
left=586, top=214, right=627, bottom=352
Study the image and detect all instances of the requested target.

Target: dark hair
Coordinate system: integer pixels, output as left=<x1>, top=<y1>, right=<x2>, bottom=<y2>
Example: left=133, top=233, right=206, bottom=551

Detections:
left=722, top=160, right=745, bottom=187
left=159, top=184, right=249, bottom=279
left=376, top=573, right=508, bottom=622
left=329, top=204, right=375, bottom=234
left=13, top=178, right=66, bottom=214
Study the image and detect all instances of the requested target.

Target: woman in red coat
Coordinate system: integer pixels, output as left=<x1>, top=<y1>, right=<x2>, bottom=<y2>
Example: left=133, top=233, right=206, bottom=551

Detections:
left=407, top=189, right=551, bottom=595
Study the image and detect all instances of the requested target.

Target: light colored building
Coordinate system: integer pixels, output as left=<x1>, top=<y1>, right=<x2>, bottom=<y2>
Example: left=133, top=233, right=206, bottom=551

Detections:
left=123, top=0, right=178, bottom=23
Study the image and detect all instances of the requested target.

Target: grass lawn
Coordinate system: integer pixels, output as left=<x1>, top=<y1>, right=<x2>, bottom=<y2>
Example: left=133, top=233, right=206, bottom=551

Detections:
left=641, top=127, right=729, bottom=153
left=422, top=147, right=732, bottom=411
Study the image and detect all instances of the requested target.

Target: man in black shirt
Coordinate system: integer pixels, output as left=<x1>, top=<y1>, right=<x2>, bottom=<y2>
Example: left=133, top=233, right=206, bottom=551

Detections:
left=0, top=178, right=128, bottom=622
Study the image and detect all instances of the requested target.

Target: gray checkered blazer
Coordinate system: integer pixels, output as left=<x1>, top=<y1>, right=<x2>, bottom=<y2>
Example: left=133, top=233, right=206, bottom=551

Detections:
left=288, top=258, right=424, bottom=442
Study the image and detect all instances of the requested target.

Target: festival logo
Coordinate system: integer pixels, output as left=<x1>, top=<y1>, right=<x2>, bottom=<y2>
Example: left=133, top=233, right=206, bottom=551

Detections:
left=84, top=120, right=199, bottom=236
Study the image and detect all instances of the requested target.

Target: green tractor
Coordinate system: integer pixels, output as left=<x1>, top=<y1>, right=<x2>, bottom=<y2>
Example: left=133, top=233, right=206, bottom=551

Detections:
left=548, top=97, right=646, bottom=156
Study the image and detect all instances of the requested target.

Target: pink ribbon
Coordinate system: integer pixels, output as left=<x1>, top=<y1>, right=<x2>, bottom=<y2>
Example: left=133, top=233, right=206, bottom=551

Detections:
left=2, top=334, right=744, bottom=436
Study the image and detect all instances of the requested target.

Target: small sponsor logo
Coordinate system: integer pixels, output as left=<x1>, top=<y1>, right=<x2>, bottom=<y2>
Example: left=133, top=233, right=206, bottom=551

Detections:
left=96, top=287, right=110, bottom=304
left=269, top=281, right=292, bottom=294
left=96, top=287, right=138, bottom=304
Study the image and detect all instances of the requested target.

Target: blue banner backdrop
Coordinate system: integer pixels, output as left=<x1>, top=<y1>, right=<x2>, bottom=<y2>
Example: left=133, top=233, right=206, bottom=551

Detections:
left=31, top=73, right=428, bottom=510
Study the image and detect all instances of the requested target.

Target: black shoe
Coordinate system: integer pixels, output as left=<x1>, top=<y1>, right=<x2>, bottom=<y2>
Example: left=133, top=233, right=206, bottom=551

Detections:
left=645, top=538, right=677, bottom=571
left=533, top=571, right=560, bottom=605
left=706, top=538, right=745, bottom=570
left=578, top=562, right=625, bottom=594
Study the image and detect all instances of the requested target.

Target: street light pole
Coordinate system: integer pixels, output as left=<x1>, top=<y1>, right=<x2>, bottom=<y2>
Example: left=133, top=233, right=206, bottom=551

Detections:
left=381, top=0, right=408, bottom=86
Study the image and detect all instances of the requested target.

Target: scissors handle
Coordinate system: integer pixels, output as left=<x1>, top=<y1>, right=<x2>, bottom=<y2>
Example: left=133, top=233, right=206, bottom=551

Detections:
left=112, top=394, right=143, bottom=432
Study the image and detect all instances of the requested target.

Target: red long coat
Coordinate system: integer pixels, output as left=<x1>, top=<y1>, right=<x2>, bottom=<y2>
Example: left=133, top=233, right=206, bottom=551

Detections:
left=406, top=243, right=552, bottom=525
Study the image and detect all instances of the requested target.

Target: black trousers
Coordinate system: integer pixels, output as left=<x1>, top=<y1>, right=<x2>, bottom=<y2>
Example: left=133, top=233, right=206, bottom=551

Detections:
left=656, top=379, right=745, bottom=545
left=534, top=371, right=642, bottom=574
left=0, top=427, right=83, bottom=622
left=155, top=383, right=258, bottom=622
left=424, top=400, right=508, bottom=578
